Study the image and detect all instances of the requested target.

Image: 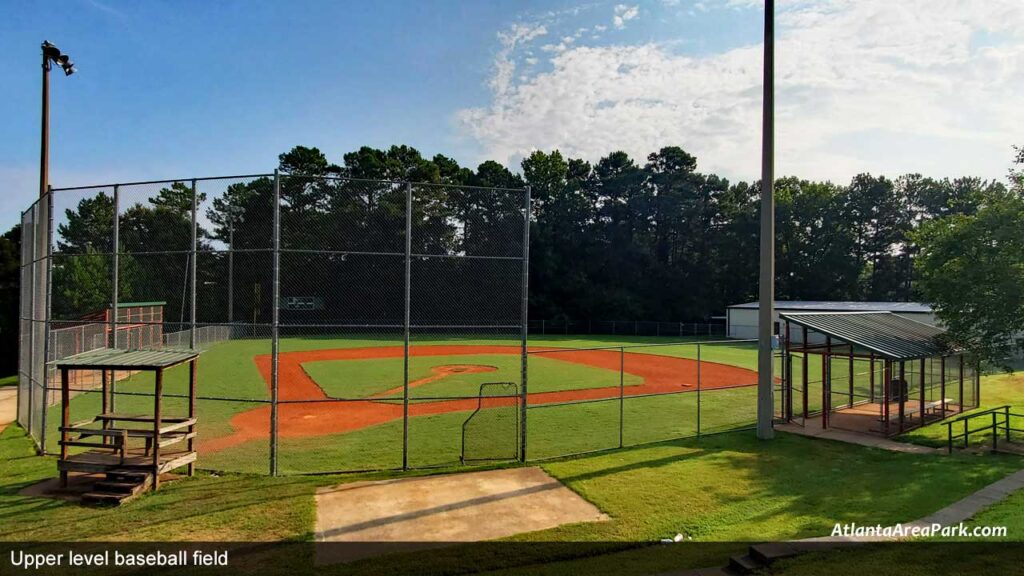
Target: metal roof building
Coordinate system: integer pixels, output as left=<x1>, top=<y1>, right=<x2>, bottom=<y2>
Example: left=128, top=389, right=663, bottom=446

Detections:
left=726, top=300, right=936, bottom=341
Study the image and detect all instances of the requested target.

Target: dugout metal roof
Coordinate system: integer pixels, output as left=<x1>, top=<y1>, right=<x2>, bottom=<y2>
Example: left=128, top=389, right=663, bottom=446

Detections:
left=729, top=300, right=933, bottom=313
left=779, top=311, right=947, bottom=361
left=50, top=347, right=199, bottom=370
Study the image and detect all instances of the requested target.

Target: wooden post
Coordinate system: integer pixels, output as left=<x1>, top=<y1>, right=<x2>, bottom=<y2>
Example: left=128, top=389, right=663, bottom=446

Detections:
left=101, top=368, right=109, bottom=446
left=153, top=368, right=163, bottom=491
left=187, top=359, right=197, bottom=476
left=60, top=367, right=69, bottom=488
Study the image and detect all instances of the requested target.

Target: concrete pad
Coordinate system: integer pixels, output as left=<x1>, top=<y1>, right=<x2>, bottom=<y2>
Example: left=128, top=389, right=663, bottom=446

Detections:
left=314, top=466, right=607, bottom=564
left=0, top=387, right=18, bottom=433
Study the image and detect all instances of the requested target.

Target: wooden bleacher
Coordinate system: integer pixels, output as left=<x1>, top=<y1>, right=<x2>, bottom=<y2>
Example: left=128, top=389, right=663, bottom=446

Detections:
left=51, top=348, right=200, bottom=505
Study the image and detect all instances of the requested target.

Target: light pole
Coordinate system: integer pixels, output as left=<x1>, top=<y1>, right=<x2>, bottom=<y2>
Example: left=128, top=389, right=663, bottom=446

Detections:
left=756, top=0, right=776, bottom=440
left=40, top=41, right=76, bottom=198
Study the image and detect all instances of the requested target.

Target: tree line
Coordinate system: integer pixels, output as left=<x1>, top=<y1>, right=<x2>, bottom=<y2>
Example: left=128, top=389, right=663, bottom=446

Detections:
left=0, top=143, right=1020, bottom=373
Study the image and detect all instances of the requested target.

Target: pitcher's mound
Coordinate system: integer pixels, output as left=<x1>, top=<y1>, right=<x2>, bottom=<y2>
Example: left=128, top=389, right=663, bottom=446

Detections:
left=315, top=466, right=607, bottom=564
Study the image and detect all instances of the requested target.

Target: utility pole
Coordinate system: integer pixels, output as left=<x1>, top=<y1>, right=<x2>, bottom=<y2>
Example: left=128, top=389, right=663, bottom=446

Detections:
left=39, top=41, right=75, bottom=198
left=756, top=0, right=776, bottom=440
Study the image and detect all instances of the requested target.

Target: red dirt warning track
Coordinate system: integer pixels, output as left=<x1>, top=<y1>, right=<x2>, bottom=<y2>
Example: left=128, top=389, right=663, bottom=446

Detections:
left=198, top=345, right=756, bottom=453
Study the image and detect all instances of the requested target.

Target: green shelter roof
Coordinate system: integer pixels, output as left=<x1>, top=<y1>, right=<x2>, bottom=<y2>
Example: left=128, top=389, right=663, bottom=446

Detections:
left=779, top=311, right=948, bottom=361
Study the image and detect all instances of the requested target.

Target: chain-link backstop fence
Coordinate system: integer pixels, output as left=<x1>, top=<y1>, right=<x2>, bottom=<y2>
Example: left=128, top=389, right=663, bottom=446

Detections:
left=18, top=173, right=531, bottom=475
left=18, top=173, right=769, bottom=474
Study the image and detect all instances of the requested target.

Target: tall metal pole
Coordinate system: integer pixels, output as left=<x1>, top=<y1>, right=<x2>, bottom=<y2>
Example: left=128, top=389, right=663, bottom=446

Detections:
left=402, top=182, right=412, bottom=471
left=519, top=186, right=532, bottom=462
left=39, top=50, right=50, bottom=199
left=270, top=170, right=281, bottom=476
left=756, top=0, right=776, bottom=440
left=189, top=179, right=198, bottom=350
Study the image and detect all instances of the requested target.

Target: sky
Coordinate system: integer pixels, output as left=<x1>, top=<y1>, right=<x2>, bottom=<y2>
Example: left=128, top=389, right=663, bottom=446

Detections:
left=2, top=0, right=1023, bottom=229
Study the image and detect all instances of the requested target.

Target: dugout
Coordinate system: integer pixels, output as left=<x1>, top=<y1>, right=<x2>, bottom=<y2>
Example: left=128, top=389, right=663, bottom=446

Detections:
left=778, top=311, right=980, bottom=436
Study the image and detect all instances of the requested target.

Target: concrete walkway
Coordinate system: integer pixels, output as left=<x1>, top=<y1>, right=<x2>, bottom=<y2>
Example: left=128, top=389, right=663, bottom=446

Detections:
left=0, top=387, right=17, bottom=434
left=775, top=422, right=942, bottom=454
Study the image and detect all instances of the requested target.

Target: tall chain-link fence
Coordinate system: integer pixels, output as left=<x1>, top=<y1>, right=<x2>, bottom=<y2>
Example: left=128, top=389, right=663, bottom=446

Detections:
left=18, top=173, right=770, bottom=475
left=18, top=173, right=531, bottom=475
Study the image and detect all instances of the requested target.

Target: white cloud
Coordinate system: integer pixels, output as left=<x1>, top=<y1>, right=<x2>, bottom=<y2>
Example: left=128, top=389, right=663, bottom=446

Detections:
left=491, top=23, right=548, bottom=96
left=613, top=4, right=640, bottom=29
left=457, top=0, right=1024, bottom=183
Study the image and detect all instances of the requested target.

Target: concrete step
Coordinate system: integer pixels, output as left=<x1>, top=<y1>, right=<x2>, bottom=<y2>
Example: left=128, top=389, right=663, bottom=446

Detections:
left=749, top=542, right=806, bottom=565
left=726, top=554, right=762, bottom=575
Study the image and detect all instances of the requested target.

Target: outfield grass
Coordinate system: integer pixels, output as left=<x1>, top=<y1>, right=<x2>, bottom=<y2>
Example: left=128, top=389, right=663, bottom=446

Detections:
left=303, top=353, right=642, bottom=400
left=43, top=334, right=761, bottom=474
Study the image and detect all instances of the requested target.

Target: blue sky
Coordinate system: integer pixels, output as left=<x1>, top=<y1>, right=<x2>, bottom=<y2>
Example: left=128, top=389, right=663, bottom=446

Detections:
left=2, top=0, right=1023, bottom=229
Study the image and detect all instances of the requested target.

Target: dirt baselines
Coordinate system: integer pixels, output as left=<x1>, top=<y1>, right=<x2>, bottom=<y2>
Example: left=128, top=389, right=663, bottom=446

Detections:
left=197, top=345, right=757, bottom=454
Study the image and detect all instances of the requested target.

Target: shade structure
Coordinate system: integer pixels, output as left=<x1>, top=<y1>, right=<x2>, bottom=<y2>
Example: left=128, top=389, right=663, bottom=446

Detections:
left=779, top=311, right=946, bottom=361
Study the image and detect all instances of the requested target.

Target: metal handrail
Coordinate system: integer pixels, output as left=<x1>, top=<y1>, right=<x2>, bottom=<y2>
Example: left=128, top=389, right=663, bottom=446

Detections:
left=945, top=405, right=1023, bottom=453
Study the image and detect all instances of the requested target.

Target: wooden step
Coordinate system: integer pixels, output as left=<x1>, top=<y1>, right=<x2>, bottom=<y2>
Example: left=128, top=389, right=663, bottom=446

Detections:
left=105, top=469, right=152, bottom=484
left=93, top=478, right=151, bottom=496
left=81, top=490, right=144, bottom=506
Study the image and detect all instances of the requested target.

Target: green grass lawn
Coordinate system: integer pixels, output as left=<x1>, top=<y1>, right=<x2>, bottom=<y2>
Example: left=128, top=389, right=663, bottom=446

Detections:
left=3, top=422, right=1021, bottom=575
left=898, top=371, right=1024, bottom=448
left=0, top=375, right=17, bottom=387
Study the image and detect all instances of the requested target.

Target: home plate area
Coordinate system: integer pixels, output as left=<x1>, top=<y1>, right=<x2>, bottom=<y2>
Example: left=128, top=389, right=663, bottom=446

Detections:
left=314, top=467, right=607, bottom=564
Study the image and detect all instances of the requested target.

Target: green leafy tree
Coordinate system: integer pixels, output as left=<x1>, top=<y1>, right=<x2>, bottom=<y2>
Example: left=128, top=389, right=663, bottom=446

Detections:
left=914, top=189, right=1024, bottom=366
left=0, top=225, right=21, bottom=373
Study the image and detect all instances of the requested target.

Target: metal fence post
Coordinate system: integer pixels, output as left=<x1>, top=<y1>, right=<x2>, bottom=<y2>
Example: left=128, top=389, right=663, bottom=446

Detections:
left=39, top=189, right=54, bottom=454
left=697, top=343, right=702, bottom=438
left=110, top=185, right=120, bottom=413
left=270, top=170, right=281, bottom=476
left=190, top=179, right=198, bottom=350
left=519, top=186, right=531, bottom=462
left=227, top=209, right=234, bottom=327
left=619, top=346, right=625, bottom=449
left=26, top=206, right=35, bottom=443
left=403, top=182, right=412, bottom=471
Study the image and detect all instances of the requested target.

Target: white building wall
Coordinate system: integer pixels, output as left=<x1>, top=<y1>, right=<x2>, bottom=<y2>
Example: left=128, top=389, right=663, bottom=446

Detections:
left=727, top=306, right=939, bottom=342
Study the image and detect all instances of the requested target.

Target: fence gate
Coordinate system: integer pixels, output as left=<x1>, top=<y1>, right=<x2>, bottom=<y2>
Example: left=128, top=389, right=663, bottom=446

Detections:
left=461, top=382, right=520, bottom=464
